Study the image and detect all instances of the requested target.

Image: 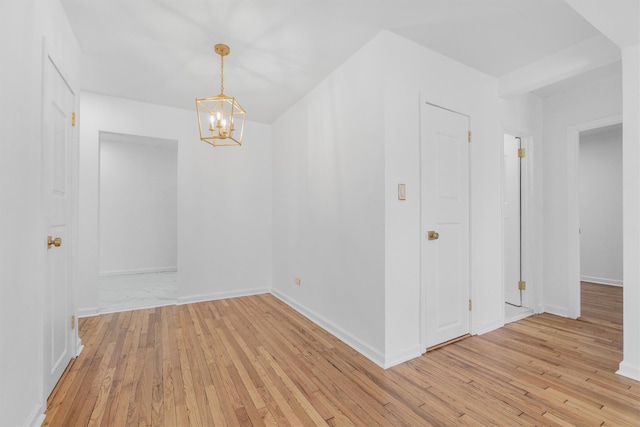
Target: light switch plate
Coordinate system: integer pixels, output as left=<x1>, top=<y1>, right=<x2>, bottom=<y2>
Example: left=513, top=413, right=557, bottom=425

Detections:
left=398, top=184, right=406, bottom=200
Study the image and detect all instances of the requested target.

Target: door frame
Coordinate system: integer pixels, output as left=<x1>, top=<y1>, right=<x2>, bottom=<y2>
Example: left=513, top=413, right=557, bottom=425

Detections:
left=419, top=100, right=472, bottom=351
left=40, top=37, right=80, bottom=406
left=567, top=115, right=623, bottom=319
left=501, top=126, right=534, bottom=314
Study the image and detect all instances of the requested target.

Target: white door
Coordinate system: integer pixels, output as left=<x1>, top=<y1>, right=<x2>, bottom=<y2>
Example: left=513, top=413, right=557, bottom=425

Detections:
left=43, top=53, right=75, bottom=398
left=421, top=103, right=470, bottom=349
left=503, top=134, right=521, bottom=306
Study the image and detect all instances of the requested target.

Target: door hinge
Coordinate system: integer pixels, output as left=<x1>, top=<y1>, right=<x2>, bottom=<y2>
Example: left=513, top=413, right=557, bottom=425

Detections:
left=468, top=131, right=472, bottom=143
left=468, top=299, right=472, bottom=311
left=71, top=315, right=75, bottom=330
left=518, top=148, right=525, bottom=158
left=71, top=112, right=76, bottom=127
left=518, top=281, right=526, bottom=291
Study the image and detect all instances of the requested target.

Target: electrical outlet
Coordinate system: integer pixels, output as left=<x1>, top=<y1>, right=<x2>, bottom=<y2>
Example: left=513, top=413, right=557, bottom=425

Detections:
left=295, top=277, right=301, bottom=286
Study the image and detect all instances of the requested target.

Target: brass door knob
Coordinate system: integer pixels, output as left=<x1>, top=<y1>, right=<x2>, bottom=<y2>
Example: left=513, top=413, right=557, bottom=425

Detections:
left=47, top=236, right=62, bottom=249
left=427, top=231, right=439, bottom=240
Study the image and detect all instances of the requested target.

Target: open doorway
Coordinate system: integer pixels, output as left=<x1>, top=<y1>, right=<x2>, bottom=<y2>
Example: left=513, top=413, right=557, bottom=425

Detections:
left=503, top=133, right=533, bottom=322
left=578, top=123, right=623, bottom=328
left=98, top=132, right=178, bottom=313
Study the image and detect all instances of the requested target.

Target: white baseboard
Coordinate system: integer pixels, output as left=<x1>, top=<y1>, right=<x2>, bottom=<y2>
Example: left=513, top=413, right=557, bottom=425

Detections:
left=580, top=276, right=623, bottom=287
left=617, top=361, right=640, bottom=381
left=99, top=266, right=177, bottom=277
left=177, top=287, right=270, bottom=305
left=79, top=288, right=269, bottom=316
left=532, top=305, right=545, bottom=315
left=383, top=346, right=422, bottom=369
left=76, top=337, right=84, bottom=357
left=543, top=304, right=571, bottom=318
left=504, top=308, right=535, bottom=324
left=473, top=319, right=504, bottom=336
left=271, top=289, right=386, bottom=368
left=77, top=307, right=99, bottom=318
left=25, top=401, right=45, bottom=427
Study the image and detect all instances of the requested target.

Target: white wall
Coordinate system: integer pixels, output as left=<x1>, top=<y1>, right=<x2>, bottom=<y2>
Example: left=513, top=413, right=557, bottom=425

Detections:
left=78, top=93, right=272, bottom=315
left=579, top=125, right=623, bottom=286
left=99, top=134, right=178, bottom=275
left=0, top=1, right=79, bottom=425
left=272, top=31, right=505, bottom=368
left=271, top=35, right=387, bottom=364
left=542, top=72, right=622, bottom=317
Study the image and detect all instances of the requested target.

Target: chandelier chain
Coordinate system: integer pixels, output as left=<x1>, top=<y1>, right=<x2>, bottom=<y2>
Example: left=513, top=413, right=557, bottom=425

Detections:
left=220, top=54, right=225, bottom=94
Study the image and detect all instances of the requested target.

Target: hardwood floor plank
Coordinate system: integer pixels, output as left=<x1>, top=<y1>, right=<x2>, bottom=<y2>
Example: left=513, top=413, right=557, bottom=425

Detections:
left=226, top=362, right=268, bottom=427
left=104, top=309, right=144, bottom=427
left=258, top=346, right=328, bottom=425
left=87, top=366, right=115, bottom=427
left=159, top=307, right=177, bottom=427
left=43, top=316, right=107, bottom=425
left=213, top=323, right=265, bottom=410
left=126, top=314, right=154, bottom=426
left=60, top=313, right=121, bottom=426
left=179, top=307, right=213, bottom=426
left=45, top=293, right=640, bottom=426
left=541, top=410, right=580, bottom=427
left=97, top=311, right=134, bottom=424
left=580, top=282, right=623, bottom=328
left=253, top=351, right=306, bottom=426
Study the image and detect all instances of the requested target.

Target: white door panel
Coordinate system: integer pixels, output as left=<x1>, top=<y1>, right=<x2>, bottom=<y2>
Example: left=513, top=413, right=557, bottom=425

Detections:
left=43, top=54, right=74, bottom=399
left=421, top=103, right=470, bottom=349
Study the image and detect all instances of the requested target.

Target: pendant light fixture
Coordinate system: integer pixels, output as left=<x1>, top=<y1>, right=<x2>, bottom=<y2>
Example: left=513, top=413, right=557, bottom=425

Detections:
left=196, top=44, right=246, bottom=147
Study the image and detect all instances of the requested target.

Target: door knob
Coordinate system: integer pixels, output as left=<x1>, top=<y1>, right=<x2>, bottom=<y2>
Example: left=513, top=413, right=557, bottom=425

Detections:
left=427, top=231, right=439, bottom=240
left=47, top=236, right=62, bottom=249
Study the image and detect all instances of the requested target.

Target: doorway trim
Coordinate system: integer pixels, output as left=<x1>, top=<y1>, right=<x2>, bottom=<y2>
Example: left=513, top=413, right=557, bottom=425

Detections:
left=419, top=100, right=472, bottom=352
left=501, top=124, right=537, bottom=316
left=567, top=114, right=623, bottom=319
left=502, top=132, right=528, bottom=309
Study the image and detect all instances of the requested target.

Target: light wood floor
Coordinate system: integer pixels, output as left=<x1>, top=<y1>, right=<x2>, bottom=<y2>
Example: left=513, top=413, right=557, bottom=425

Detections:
left=45, top=292, right=639, bottom=426
left=580, top=281, right=623, bottom=329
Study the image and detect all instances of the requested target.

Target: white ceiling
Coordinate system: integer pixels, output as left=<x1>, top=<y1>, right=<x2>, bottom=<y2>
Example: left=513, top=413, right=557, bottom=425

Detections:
left=60, top=0, right=608, bottom=123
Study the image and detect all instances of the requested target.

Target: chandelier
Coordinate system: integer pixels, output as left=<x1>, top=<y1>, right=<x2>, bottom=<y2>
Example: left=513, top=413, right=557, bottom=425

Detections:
left=196, top=44, right=246, bottom=147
